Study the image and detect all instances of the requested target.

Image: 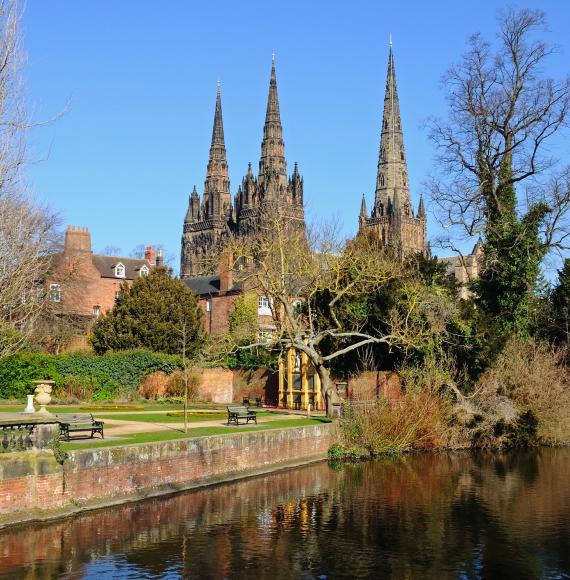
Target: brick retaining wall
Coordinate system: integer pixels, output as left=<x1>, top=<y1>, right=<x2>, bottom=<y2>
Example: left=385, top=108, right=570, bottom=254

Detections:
left=0, top=422, right=337, bottom=527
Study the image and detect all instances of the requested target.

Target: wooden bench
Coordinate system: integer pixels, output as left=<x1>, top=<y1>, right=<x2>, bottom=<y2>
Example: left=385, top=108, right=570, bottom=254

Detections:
left=54, top=413, right=104, bottom=440
left=227, top=406, right=257, bottom=426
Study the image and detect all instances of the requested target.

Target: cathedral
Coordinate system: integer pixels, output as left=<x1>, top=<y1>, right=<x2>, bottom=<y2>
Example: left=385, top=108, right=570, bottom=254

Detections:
left=358, top=39, right=428, bottom=256
left=181, top=43, right=429, bottom=280
left=180, top=57, right=305, bottom=278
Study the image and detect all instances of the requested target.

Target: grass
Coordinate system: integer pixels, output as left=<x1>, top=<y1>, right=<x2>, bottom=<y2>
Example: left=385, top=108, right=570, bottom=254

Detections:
left=61, top=417, right=333, bottom=451
left=0, top=403, right=220, bottom=414
left=95, top=410, right=277, bottom=423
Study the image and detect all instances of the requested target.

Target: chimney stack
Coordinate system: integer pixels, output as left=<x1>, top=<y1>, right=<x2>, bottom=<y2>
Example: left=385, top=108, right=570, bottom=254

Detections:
left=219, top=251, right=233, bottom=293
left=156, top=248, right=164, bottom=268
left=64, top=225, right=92, bottom=254
left=144, top=245, right=156, bottom=265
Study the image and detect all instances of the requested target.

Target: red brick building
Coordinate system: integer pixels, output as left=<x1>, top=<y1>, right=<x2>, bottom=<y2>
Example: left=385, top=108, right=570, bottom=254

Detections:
left=50, top=225, right=157, bottom=320
left=182, top=254, right=275, bottom=335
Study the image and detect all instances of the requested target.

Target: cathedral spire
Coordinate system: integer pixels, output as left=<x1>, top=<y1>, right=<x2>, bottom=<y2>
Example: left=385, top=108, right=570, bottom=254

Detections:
left=258, top=55, right=287, bottom=189
left=203, top=82, right=231, bottom=220
left=417, top=196, right=425, bottom=219
left=373, top=39, right=410, bottom=215
left=360, top=193, right=368, bottom=218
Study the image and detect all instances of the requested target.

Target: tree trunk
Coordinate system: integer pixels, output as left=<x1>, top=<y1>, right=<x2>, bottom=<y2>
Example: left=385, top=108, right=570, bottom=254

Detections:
left=315, top=363, right=341, bottom=418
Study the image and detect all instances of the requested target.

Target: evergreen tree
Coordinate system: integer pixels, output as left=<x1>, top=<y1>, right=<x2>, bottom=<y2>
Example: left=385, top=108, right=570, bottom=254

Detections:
left=90, top=268, right=204, bottom=355
left=551, top=259, right=570, bottom=343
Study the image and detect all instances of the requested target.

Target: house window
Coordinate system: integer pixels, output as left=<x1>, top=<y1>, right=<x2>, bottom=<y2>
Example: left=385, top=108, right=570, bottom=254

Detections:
left=92, top=305, right=100, bottom=318
left=50, top=283, right=61, bottom=303
left=115, top=263, right=126, bottom=278
left=139, top=265, right=149, bottom=277
left=206, top=298, right=212, bottom=312
left=258, top=328, right=274, bottom=345
left=258, top=296, right=272, bottom=315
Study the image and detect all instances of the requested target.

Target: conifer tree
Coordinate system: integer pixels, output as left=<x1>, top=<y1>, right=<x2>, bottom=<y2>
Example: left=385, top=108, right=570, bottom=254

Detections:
left=90, top=268, right=204, bottom=355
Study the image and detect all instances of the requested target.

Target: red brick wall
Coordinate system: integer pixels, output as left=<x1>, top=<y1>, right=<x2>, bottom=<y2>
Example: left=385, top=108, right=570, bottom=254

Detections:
left=331, top=371, right=402, bottom=401
left=197, top=368, right=233, bottom=402
left=0, top=423, right=338, bottom=525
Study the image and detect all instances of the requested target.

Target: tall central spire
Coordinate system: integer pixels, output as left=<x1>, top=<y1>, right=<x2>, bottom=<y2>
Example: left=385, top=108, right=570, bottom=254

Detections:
left=373, top=40, right=411, bottom=217
left=203, top=82, right=231, bottom=219
left=258, top=55, right=287, bottom=188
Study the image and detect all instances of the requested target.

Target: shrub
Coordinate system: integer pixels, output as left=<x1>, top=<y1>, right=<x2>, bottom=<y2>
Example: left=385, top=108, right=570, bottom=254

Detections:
left=339, top=388, right=450, bottom=456
left=0, top=349, right=183, bottom=401
left=474, top=338, right=570, bottom=445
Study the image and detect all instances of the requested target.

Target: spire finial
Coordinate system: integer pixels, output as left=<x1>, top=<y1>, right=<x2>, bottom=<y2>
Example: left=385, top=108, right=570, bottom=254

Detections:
left=389, top=32, right=392, bottom=47
left=272, top=49, right=275, bottom=64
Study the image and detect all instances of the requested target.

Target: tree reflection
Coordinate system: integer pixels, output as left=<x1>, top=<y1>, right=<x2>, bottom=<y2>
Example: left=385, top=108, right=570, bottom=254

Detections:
left=1, top=449, right=569, bottom=579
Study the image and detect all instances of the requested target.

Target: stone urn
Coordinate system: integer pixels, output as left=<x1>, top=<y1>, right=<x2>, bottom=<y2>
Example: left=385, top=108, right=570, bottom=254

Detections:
left=32, top=380, right=56, bottom=415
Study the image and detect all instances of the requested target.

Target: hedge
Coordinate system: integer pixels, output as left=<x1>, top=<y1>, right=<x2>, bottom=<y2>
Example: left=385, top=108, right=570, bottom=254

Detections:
left=0, top=350, right=183, bottom=400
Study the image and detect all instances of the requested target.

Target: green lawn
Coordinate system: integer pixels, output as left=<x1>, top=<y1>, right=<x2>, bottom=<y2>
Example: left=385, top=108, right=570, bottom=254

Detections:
left=61, top=417, right=333, bottom=451
left=0, top=403, right=225, bottom=414
left=96, top=410, right=278, bottom=423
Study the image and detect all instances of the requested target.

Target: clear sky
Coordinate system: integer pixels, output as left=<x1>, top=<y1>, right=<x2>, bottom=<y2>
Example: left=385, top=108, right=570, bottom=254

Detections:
left=23, top=1, right=570, bottom=272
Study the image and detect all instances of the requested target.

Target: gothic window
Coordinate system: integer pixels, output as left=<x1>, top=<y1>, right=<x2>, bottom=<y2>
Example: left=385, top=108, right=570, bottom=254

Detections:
left=92, top=305, right=100, bottom=318
left=380, top=173, right=385, bottom=187
left=379, top=202, right=384, bottom=216
left=400, top=148, right=404, bottom=161
left=115, top=263, right=126, bottom=278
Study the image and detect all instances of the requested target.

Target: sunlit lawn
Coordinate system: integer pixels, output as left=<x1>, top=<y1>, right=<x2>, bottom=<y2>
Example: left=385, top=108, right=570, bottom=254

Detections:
left=96, top=410, right=280, bottom=423
left=61, top=417, right=333, bottom=451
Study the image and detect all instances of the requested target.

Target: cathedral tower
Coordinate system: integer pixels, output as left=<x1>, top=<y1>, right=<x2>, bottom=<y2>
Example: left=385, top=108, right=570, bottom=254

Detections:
left=235, top=56, right=305, bottom=234
left=181, top=84, right=232, bottom=277
left=181, top=57, right=307, bottom=279
left=359, top=39, right=427, bottom=256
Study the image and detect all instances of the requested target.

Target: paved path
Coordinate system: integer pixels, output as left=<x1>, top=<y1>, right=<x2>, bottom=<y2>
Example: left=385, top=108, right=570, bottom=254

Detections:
left=102, top=411, right=304, bottom=437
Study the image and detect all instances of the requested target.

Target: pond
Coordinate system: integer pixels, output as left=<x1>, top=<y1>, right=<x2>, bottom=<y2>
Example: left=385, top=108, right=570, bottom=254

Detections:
left=1, top=448, right=569, bottom=579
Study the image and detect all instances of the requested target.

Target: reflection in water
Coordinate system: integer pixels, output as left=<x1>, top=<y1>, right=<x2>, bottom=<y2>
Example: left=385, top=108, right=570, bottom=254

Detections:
left=1, top=449, right=570, bottom=579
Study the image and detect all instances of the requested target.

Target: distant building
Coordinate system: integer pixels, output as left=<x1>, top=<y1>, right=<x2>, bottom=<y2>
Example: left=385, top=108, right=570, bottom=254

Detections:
left=183, top=253, right=275, bottom=336
left=439, top=240, right=484, bottom=299
left=49, top=225, right=159, bottom=320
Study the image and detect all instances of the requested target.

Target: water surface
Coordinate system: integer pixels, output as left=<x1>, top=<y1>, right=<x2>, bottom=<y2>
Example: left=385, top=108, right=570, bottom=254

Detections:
left=1, top=449, right=569, bottom=579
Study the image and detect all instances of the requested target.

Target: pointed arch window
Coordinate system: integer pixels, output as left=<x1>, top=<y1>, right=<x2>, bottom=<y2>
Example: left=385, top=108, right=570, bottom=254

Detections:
left=379, top=173, right=385, bottom=187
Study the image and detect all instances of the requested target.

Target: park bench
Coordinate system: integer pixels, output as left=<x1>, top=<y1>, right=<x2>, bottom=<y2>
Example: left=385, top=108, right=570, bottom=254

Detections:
left=54, top=413, right=104, bottom=440
left=242, top=394, right=264, bottom=407
left=227, top=406, right=257, bottom=426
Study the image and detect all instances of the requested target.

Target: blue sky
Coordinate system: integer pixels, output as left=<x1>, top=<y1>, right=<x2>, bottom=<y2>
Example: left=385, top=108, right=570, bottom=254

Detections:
left=24, top=1, right=570, bottom=272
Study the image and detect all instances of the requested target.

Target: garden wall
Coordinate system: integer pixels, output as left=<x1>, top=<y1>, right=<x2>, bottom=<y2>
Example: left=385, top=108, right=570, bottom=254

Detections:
left=334, top=371, right=402, bottom=401
left=0, top=422, right=338, bottom=527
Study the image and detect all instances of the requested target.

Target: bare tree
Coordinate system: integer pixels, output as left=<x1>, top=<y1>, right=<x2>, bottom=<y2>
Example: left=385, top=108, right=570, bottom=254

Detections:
left=101, top=245, right=122, bottom=256
left=0, top=0, right=60, bottom=358
left=224, top=207, right=450, bottom=416
left=428, top=8, right=570, bottom=253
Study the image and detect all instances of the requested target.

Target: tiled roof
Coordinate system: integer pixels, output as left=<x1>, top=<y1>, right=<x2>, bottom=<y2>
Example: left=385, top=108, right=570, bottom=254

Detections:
left=92, top=255, right=152, bottom=280
left=182, top=275, right=240, bottom=296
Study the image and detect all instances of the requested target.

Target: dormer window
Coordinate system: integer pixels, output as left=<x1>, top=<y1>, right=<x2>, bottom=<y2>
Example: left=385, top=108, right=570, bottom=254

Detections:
left=115, top=263, right=126, bottom=278
left=139, top=265, right=149, bottom=277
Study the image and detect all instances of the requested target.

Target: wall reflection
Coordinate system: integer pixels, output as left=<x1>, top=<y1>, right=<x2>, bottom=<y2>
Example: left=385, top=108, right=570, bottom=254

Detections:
left=2, top=449, right=570, bottom=579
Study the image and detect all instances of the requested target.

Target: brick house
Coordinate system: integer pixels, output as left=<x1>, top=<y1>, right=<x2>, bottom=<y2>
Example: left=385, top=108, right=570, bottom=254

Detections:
left=182, top=254, right=275, bottom=336
left=49, top=225, right=159, bottom=321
